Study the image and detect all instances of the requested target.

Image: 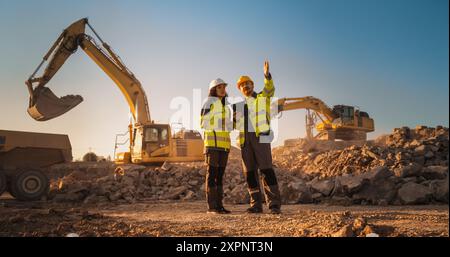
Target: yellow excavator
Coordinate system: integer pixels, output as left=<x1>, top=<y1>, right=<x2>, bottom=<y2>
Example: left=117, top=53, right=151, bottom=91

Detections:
left=25, top=18, right=204, bottom=165
left=276, top=96, right=375, bottom=141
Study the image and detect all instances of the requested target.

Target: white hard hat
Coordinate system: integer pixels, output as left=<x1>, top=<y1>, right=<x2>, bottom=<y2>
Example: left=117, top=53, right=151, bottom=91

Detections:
left=209, top=78, right=227, bottom=90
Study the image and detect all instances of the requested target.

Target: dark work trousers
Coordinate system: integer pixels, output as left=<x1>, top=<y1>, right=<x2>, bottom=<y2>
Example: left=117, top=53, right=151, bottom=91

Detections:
left=205, top=149, right=229, bottom=210
left=241, top=132, right=281, bottom=210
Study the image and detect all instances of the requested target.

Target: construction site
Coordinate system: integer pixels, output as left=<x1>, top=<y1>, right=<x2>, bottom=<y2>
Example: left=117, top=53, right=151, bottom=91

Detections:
left=0, top=1, right=448, bottom=240
left=1, top=125, right=448, bottom=237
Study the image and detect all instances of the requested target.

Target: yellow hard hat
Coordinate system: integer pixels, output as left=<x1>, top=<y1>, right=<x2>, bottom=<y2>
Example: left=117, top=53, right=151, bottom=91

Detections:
left=237, top=76, right=254, bottom=88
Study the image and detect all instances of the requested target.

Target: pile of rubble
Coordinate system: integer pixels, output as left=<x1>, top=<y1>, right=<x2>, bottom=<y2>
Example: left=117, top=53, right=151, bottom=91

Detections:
left=274, top=125, right=448, bottom=205
left=47, top=148, right=302, bottom=205
left=273, top=125, right=448, bottom=178
left=49, top=163, right=204, bottom=204
left=47, top=125, right=448, bottom=206
left=47, top=149, right=248, bottom=205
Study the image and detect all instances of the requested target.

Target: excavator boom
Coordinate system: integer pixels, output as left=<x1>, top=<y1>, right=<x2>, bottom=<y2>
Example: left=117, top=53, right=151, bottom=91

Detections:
left=277, top=96, right=337, bottom=122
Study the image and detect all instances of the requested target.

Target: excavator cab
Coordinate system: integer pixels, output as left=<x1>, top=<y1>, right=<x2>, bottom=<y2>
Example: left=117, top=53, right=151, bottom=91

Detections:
left=332, top=105, right=355, bottom=126
left=142, top=124, right=170, bottom=157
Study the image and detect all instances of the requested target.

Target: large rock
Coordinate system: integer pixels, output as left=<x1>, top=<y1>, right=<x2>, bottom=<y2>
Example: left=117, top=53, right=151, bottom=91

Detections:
left=336, top=174, right=368, bottom=194
left=421, top=166, right=448, bottom=180
left=361, top=166, right=393, bottom=182
left=164, top=186, right=188, bottom=200
left=352, top=177, right=396, bottom=205
left=182, top=190, right=196, bottom=201
left=397, top=182, right=432, bottom=204
left=281, top=181, right=312, bottom=204
left=394, top=163, right=422, bottom=178
left=429, top=178, right=449, bottom=203
left=310, top=178, right=335, bottom=196
left=330, top=178, right=345, bottom=197
left=414, top=145, right=427, bottom=156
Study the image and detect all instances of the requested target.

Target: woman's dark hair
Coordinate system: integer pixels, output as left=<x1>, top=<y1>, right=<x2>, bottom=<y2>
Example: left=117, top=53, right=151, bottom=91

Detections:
left=209, top=86, right=228, bottom=98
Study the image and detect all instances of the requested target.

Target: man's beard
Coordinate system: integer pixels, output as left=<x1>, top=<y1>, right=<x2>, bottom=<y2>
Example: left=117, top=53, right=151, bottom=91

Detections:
left=243, top=87, right=253, bottom=96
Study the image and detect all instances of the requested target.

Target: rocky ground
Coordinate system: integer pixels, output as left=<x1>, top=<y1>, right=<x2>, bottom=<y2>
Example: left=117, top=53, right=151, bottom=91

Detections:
left=0, top=125, right=448, bottom=237
left=0, top=198, right=447, bottom=237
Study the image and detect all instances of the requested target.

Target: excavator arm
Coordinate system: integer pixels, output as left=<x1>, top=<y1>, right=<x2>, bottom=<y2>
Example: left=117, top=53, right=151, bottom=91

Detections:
left=276, top=96, right=337, bottom=123
left=26, top=18, right=151, bottom=125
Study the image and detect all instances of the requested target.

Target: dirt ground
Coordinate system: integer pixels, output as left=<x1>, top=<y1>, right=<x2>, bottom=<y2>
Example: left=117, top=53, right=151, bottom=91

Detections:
left=0, top=193, right=448, bottom=237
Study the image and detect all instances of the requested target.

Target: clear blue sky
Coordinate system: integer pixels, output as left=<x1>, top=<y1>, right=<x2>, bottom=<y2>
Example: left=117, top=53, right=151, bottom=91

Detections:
left=0, top=0, right=448, bottom=159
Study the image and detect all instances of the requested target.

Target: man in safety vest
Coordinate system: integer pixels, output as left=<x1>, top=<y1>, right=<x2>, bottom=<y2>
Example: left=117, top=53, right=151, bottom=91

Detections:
left=233, top=60, right=282, bottom=214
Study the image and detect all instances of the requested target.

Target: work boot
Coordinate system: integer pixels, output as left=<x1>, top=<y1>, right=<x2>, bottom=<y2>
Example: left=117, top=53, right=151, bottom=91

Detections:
left=207, top=209, right=221, bottom=214
left=246, top=206, right=263, bottom=213
left=218, top=207, right=231, bottom=214
left=247, top=188, right=263, bottom=213
left=269, top=206, right=282, bottom=214
left=216, top=186, right=231, bottom=214
left=262, top=183, right=282, bottom=210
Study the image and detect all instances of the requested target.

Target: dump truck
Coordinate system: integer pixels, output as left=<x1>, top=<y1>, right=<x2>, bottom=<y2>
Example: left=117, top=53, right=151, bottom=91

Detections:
left=276, top=96, right=375, bottom=141
left=0, top=130, right=72, bottom=200
left=25, top=18, right=203, bottom=165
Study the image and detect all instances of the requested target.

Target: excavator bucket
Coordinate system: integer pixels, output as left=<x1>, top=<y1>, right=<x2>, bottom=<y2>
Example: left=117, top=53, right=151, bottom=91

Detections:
left=27, top=86, right=83, bottom=121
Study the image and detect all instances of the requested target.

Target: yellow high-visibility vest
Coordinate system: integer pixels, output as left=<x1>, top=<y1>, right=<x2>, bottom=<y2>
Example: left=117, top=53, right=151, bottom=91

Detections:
left=235, top=78, right=275, bottom=147
left=200, top=98, right=232, bottom=151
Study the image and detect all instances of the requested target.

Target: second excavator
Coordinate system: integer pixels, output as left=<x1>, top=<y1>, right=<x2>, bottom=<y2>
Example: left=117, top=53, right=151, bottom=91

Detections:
left=276, top=96, right=375, bottom=141
left=25, top=18, right=203, bottom=165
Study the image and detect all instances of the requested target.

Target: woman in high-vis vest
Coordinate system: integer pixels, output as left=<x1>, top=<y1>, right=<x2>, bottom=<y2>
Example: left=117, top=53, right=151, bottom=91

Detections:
left=200, top=78, right=232, bottom=214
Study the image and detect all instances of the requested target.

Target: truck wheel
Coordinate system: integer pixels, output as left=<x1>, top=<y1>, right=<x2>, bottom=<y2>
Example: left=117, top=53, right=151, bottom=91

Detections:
left=0, top=171, right=7, bottom=196
left=10, top=170, right=49, bottom=201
